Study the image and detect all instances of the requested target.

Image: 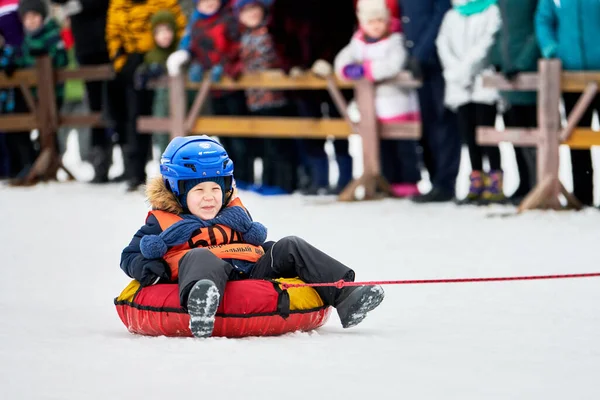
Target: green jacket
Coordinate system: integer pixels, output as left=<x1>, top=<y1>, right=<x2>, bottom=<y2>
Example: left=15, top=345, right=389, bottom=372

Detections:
left=19, top=18, right=69, bottom=101
left=488, top=0, right=541, bottom=106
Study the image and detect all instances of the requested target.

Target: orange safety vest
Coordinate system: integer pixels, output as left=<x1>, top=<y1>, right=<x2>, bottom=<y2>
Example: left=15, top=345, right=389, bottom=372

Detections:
left=148, top=198, right=265, bottom=279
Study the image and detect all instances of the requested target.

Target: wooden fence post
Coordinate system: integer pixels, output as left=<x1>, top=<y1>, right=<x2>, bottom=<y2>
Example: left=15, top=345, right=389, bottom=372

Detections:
left=169, top=74, right=186, bottom=139
left=518, top=59, right=562, bottom=211
left=19, top=55, right=60, bottom=185
left=338, top=79, right=384, bottom=201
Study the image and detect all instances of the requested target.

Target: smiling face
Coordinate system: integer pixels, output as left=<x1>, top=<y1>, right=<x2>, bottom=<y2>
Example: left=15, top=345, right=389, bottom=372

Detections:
left=185, top=180, right=223, bottom=220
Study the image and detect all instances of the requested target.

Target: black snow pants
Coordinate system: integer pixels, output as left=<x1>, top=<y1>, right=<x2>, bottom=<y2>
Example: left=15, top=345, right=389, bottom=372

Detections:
left=177, top=236, right=355, bottom=308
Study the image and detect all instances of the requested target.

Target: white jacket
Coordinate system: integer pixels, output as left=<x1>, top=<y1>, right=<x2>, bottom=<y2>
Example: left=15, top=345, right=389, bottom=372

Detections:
left=435, top=4, right=501, bottom=110
left=334, top=30, right=420, bottom=123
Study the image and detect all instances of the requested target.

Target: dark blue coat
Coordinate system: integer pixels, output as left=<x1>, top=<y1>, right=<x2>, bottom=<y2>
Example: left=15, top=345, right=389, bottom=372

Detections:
left=397, top=0, right=451, bottom=70
left=120, top=214, right=170, bottom=287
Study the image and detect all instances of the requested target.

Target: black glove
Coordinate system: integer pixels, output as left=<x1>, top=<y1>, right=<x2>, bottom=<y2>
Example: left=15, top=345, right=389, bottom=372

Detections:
left=504, top=68, right=521, bottom=82
left=139, top=260, right=171, bottom=287
left=405, top=56, right=422, bottom=80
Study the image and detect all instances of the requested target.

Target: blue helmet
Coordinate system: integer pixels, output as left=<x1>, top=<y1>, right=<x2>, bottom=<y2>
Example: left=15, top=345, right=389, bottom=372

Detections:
left=160, top=135, right=234, bottom=197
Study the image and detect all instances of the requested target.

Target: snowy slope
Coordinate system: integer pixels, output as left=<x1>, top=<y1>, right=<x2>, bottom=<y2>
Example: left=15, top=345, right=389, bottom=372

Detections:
left=1, top=134, right=599, bottom=400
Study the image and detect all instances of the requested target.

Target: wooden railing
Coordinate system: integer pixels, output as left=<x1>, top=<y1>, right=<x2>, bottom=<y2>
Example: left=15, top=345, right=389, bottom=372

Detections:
left=477, top=59, right=600, bottom=212
left=137, top=70, right=422, bottom=200
left=0, top=56, right=114, bottom=185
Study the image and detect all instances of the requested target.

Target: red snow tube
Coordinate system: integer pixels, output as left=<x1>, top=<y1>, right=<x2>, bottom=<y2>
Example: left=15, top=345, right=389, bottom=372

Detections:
left=114, top=278, right=331, bottom=338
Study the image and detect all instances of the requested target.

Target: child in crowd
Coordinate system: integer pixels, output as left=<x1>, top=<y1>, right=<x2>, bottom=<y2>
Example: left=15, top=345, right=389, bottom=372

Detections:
left=120, top=135, right=384, bottom=338
left=135, top=9, right=181, bottom=155
left=2, top=0, right=68, bottom=183
left=334, top=0, right=421, bottom=198
left=167, top=0, right=253, bottom=189
left=436, top=0, right=504, bottom=205
left=234, top=0, right=296, bottom=195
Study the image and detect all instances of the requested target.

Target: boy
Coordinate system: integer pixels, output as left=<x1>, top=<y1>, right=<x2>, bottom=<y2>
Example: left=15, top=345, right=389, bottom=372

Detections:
left=120, top=135, right=385, bottom=338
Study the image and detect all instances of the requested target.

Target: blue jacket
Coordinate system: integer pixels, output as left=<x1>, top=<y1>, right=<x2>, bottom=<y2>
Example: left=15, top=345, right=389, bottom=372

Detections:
left=398, top=0, right=451, bottom=70
left=535, top=0, right=600, bottom=71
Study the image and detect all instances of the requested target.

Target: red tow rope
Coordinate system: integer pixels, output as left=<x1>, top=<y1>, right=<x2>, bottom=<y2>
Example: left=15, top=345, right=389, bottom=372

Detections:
left=279, top=272, right=600, bottom=290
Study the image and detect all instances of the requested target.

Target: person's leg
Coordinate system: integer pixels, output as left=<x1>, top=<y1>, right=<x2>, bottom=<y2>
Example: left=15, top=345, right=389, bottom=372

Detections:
left=178, top=248, right=234, bottom=337
left=124, top=83, right=153, bottom=190
left=412, top=71, right=461, bottom=202
left=503, top=104, right=537, bottom=202
left=250, top=236, right=384, bottom=328
left=563, top=93, right=595, bottom=206
left=455, top=103, right=484, bottom=204
left=476, top=103, right=505, bottom=204
left=86, top=78, right=112, bottom=183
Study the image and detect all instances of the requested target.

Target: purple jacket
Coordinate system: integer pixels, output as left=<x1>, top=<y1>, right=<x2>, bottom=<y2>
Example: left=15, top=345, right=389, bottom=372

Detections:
left=0, top=0, right=24, bottom=49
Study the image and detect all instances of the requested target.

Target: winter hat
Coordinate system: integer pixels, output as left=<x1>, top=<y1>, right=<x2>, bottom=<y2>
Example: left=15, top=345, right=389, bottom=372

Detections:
left=146, top=9, right=180, bottom=62
left=151, top=9, right=178, bottom=33
left=356, top=0, right=390, bottom=25
left=233, top=0, right=266, bottom=14
left=179, top=177, right=227, bottom=210
left=17, top=0, right=47, bottom=19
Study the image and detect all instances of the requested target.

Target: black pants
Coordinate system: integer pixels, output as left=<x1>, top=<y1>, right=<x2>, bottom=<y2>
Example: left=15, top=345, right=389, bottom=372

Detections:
left=502, top=104, right=537, bottom=196
left=108, top=72, right=153, bottom=182
left=294, top=92, right=352, bottom=189
left=177, top=236, right=355, bottom=308
left=457, top=103, right=501, bottom=171
left=563, top=92, right=598, bottom=206
left=252, top=104, right=299, bottom=192
left=380, top=139, right=421, bottom=184
left=76, top=52, right=111, bottom=148
left=2, top=89, right=37, bottom=177
left=212, top=92, right=253, bottom=184
left=417, top=69, right=461, bottom=194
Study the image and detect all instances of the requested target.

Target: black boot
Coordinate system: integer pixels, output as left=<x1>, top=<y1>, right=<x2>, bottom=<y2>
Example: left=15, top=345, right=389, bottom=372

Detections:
left=335, top=285, right=385, bottom=329
left=411, top=187, right=455, bottom=203
left=90, top=144, right=112, bottom=184
left=187, top=279, right=220, bottom=338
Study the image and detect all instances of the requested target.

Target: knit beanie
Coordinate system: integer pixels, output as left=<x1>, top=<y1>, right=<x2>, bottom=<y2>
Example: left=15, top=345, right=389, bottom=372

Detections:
left=233, top=0, right=267, bottom=14
left=18, top=0, right=47, bottom=20
left=356, top=0, right=390, bottom=25
left=179, top=177, right=226, bottom=210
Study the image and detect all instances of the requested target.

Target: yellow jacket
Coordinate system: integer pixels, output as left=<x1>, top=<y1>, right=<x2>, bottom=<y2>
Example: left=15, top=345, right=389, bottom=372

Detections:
left=106, top=0, right=187, bottom=71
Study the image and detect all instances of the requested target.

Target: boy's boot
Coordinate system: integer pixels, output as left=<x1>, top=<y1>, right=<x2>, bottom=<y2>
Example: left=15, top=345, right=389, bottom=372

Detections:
left=335, top=285, right=385, bottom=329
left=456, top=170, right=483, bottom=205
left=187, top=279, right=220, bottom=338
left=480, top=170, right=507, bottom=205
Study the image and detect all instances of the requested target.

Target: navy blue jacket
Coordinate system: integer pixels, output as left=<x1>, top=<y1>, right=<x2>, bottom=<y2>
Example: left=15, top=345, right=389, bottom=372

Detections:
left=120, top=214, right=170, bottom=286
left=398, top=0, right=451, bottom=70
left=120, top=214, right=276, bottom=286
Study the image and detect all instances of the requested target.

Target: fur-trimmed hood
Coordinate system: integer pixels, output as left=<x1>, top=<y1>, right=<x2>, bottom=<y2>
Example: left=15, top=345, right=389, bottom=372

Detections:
left=146, top=176, right=184, bottom=214
left=145, top=176, right=238, bottom=215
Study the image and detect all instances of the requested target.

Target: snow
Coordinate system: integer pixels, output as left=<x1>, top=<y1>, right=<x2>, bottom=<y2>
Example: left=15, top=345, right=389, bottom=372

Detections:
left=1, top=132, right=600, bottom=399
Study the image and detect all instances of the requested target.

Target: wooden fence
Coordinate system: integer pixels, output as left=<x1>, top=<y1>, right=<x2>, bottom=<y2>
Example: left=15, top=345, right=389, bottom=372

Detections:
left=0, top=56, right=114, bottom=185
left=477, top=59, right=600, bottom=212
left=137, top=70, right=421, bottom=201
